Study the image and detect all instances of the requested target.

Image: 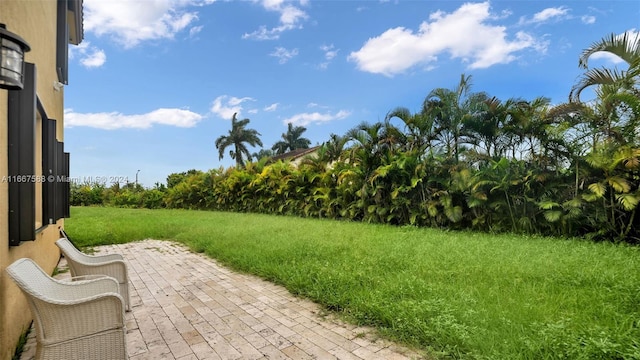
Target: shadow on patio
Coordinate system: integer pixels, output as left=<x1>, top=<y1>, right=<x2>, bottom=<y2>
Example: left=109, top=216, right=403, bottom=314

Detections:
left=20, top=240, right=424, bottom=360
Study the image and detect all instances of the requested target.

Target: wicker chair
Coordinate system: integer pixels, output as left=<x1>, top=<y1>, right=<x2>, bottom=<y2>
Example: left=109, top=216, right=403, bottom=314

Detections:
left=6, top=258, right=127, bottom=360
left=55, top=238, right=131, bottom=311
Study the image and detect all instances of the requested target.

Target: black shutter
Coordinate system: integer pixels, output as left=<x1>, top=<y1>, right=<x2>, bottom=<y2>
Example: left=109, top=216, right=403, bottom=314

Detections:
left=63, top=152, right=70, bottom=218
left=42, top=117, right=57, bottom=225
left=56, top=0, right=69, bottom=84
left=8, top=63, right=37, bottom=246
left=55, top=141, right=65, bottom=221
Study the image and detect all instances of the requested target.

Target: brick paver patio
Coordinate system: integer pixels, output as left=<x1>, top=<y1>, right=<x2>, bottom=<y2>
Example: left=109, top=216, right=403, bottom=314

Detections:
left=20, top=239, right=425, bottom=359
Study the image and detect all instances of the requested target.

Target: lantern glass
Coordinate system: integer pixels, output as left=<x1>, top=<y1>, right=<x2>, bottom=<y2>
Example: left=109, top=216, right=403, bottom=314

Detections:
left=0, top=25, right=30, bottom=90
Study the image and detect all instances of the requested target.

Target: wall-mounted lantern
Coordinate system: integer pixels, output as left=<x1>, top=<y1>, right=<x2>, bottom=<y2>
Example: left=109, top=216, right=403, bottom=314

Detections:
left=0, top=23, right=31, bottom=90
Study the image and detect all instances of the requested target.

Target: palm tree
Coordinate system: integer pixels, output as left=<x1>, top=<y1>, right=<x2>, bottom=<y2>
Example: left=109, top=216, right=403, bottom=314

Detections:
left=215, top=113, right=263, bottom=168
left=345, top=121, right=388, bottom=172
left=271, top=123, right=311, bottom=155
left=252, top=148, right=275, bottom=161
left=507, top=97, right=552, bottom=161
left=322, top=133, right=348, bottom=163
left=422, top=74, right=485, bottom=163
left=462, top=95, right=516, bottom=160
left=570, top=31, right=640, bottom=102
left=385, top=106, right=436, bottom=155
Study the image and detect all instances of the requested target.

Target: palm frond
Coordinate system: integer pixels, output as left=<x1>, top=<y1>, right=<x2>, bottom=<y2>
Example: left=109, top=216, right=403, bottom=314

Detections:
left=570, top=67, right=630, bottom=102
left=578, top=31, right=640, bottom=69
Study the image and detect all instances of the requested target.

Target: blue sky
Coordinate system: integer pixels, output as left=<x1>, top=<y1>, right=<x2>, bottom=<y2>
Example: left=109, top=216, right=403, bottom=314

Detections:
left=64, top=0, right=639, bottom=187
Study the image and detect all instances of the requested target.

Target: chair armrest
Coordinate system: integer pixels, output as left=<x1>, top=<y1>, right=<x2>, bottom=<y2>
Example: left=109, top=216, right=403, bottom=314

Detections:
left=79, top=253, right=124, bottom=264
left=66, top=274, right=111, bottom=282
left=49, top=276, right=120, bottom=301
left=37, top=292, right=125, bottom=345
left=67, top=261, right=128, bottom=284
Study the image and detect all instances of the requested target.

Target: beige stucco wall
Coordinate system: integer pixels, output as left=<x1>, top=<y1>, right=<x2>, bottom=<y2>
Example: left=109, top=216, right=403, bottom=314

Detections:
left=0, top=1, right=66, bottom=359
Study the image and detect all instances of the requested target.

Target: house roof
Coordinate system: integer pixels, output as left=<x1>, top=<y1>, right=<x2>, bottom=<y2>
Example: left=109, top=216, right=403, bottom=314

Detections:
left=270, top=146, right=320, bottom=162
left=68, top=0, right=83, bottom=45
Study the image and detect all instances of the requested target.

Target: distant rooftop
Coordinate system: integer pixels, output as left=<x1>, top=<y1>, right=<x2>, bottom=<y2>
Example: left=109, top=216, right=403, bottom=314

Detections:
left=270, top=146, right=320, bottom=163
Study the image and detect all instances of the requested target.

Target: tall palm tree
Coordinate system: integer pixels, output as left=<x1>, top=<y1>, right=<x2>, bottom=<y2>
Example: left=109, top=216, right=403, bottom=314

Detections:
left=422, top=74, right=485, bottom=163
left=507, top=97, right=552, bottom=161
left=343, top=122, right=390, bottom=184
left=462, top=95, right=517, bottom=160
left=252, top=148, right=275, bottom=161
left=570, top=31, right=640, bottom=102
left=385, top=106, right=436, bottom=155
left=320, top=133, right=348, bottom=163
left=215, top=113, right=263, bottom=168
left=271, top=123, right=311, bottom=155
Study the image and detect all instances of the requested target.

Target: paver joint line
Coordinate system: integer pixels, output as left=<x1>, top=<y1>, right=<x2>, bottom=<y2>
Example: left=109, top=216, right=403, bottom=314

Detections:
left=19, top=239, right=424, bottom=360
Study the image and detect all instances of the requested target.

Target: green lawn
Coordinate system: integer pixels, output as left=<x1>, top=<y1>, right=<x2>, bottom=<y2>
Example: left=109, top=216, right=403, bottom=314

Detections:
left=66, top=207, right=640, bottom=359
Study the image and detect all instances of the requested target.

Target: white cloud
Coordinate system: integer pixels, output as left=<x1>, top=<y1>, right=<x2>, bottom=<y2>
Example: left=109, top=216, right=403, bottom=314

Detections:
left=348, top=2, right=543, bottom=76
left=189, top=25, right=204, bottom=37
left=581, top=15, right=596, bottom=24
left=70, top=41, right=107, bottom=68
left=228, top=96, right=253, bottom=106
left=84, top=0, right=203, bottom=48
left=318, top=44, right=339, bottom=69
left=321, top=44, right=339, bottom=60
left=81, top=49, right=107, bottom=68
left=210, top=95, right=255, bottom=119
left=264, top=103, right=279, bottom=111
left=242, top=25, right=290, bottom=41
left=520, top=6, right=570, bottom=25
left=589, top=29, right=639, bottom=65
left=64, top=108, right=204, bottom=130
left=270, top=47, right=299, bottom=64
left=590, top=52, right=625, bottom=64
left=242, top=0, right=308, bottom=40
left=626, top=29, right=639, bottom=49
left=280, top=5, right=307, bottom=25
left=283, top=110, right=351, bottom=126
